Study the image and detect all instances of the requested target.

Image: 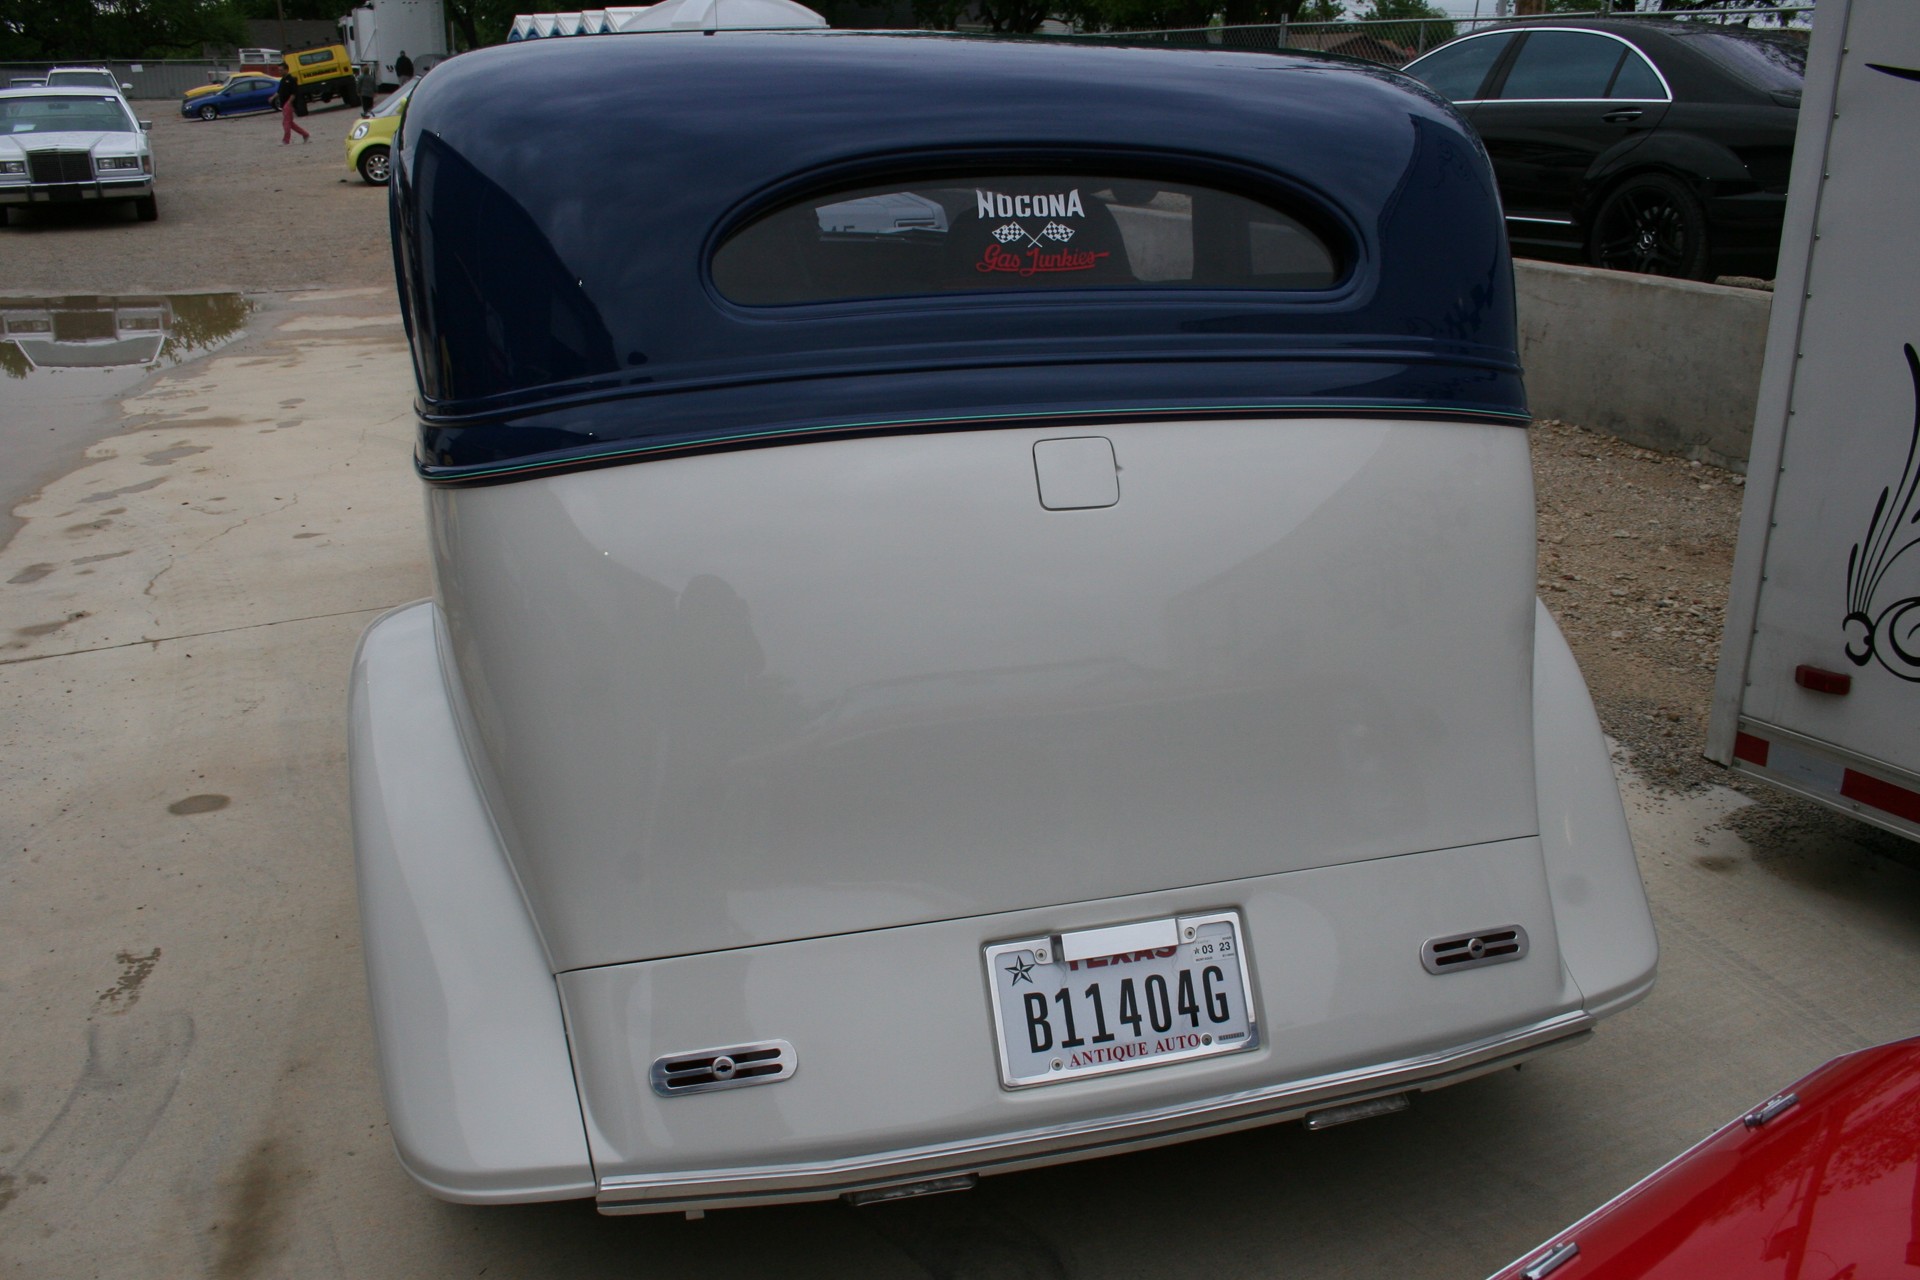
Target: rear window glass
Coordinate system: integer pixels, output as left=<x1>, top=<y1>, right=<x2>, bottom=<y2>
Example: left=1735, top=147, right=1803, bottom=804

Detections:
left=712, top=175, right=1342, bottom=305
left=1498, top=31, right=1626, bottom=100
left=1678, top=31, right=1806, bottom=93
left=1610, top=50, right=1665, bottom=99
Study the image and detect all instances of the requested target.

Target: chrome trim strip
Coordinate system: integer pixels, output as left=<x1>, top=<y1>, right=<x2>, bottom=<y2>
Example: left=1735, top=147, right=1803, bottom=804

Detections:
left=1506, top=215, right=1577, bottom=226
left=596, top=1009, right=1593, bottom=1214
left=1474, top=95, right=1670, bottom=106
left=1457, top=97, right=1669, bottom=106
left=1416, top=27, right=1674, bottom=105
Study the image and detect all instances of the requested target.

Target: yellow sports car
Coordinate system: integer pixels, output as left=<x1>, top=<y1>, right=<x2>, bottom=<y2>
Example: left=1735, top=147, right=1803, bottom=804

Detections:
left=344, top=77, right=415, bottom=185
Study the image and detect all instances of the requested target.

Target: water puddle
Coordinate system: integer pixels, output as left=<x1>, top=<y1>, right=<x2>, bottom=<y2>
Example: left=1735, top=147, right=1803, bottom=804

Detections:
left=0, top=293, right=255, bottom=548
left=0, top=292, right=253, bottom=380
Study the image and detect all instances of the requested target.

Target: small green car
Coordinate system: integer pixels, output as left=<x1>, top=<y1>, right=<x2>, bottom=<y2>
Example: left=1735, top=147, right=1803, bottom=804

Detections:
left=345, top=77, right=414, bottom=185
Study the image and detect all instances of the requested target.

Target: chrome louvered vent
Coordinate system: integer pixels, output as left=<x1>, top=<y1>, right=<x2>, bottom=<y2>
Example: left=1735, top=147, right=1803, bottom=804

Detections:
left=28, top=151, right=92, bottom=183
left=650, top=1039, right=796, bottom=1096
left=1421, top=925, right=1529, bottom=975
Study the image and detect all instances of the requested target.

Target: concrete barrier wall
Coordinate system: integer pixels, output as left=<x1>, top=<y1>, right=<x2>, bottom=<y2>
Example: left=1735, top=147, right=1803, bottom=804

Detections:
left=1513, top=260, right=1771, bottom=473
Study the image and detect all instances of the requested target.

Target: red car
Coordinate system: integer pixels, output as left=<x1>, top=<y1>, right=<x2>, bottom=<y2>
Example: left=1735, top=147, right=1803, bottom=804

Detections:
left=1490, top=1037, right=1920, bottom=1278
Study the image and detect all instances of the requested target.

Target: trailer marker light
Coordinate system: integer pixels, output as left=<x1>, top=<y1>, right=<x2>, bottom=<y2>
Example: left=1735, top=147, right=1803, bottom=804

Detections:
left=1793, top=664, right=1852, bottom=695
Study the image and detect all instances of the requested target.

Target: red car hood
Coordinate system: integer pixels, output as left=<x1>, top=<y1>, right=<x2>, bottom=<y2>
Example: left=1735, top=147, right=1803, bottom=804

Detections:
left=1491, top=1037, right=1920, bottom=1279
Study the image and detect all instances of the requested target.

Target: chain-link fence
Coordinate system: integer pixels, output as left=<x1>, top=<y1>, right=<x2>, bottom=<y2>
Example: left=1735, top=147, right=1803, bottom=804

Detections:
left=0, top=60, right=234, bottom=100
left=1069, top=7, right=1812, bottom=68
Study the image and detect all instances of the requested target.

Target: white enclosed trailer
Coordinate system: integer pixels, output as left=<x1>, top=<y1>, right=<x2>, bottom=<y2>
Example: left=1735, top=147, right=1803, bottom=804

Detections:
left=341, top=0, right=447, bottom=92
left=1708, top=0, right=1920, bottom=838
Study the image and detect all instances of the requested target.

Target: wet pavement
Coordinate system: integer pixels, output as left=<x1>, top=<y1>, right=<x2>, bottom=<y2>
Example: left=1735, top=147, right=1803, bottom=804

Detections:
left=0, top=295, right=255, bottom=547
left=1, top=287, right=1918, bottom=1278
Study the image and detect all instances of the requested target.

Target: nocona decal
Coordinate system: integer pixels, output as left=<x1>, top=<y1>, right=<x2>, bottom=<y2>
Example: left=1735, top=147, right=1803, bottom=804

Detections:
left=976, top=189, right=1086, bottom=219
left=973, top=188, right=1111, bottom=278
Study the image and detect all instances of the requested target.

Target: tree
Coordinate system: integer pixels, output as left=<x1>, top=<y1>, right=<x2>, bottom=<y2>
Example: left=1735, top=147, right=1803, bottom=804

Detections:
left=440, top=0, right=517, bottom=50
left=1063, top=0, right=1346, bottom=34
left=1352, top=0, right=1452, bottom=43
left=231, top=0, right=338, bottom=20
left=1643, top=0, right=1805, bottom=18
left=913, top=0, right=1054, bottom=32
left=0, top=0, right=245, bottom=59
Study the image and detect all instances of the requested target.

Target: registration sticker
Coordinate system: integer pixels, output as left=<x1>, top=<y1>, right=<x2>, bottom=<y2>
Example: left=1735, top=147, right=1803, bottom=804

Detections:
left=984, top=911, right=1259, bottom=1088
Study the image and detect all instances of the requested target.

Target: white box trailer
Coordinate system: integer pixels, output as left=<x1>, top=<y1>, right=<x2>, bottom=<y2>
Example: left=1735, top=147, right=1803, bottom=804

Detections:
left=342, top=0, right=447, bottom=92
left=1708, top=0, right=1920, bottom=839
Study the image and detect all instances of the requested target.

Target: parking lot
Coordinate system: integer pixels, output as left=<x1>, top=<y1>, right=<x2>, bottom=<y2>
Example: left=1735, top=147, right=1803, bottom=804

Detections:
left=0, top=103, right=388, bottom=295
left=2, top=86, right=1918, bottom=1280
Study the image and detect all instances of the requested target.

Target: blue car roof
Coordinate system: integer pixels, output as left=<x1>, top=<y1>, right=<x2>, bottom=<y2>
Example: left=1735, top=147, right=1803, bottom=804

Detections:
left=392, top=32, right=1525, bottom=484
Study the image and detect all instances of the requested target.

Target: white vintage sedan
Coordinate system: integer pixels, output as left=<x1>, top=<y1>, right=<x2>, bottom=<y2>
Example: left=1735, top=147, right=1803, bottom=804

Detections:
left=351, top=29, right=1658, bottom=1215
left=0, top=86, right=156, bottom=224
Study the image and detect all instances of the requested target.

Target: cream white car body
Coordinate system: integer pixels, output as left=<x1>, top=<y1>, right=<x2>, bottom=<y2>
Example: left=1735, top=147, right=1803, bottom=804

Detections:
left=353, top=31, right=1658, bottom=1213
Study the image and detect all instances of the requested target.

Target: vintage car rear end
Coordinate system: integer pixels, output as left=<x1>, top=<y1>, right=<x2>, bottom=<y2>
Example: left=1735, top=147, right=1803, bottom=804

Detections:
left=351, top=31, right=1657, bottom=1212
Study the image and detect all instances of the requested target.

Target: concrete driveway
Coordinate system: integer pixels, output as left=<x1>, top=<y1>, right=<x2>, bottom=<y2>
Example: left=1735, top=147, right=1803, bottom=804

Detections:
left=2, top=289, right=1918, bottom=1279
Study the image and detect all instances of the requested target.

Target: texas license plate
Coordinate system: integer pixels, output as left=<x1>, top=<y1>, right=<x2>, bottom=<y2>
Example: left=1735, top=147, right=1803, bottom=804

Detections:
left=984, top=911, right=1258, bottom=1088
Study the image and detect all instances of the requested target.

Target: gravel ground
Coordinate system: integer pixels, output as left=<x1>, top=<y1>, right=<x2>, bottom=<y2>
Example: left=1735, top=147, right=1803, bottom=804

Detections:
left=0, top=101, right=393, bottom=294
left=1531, top=416, right=1909, bottom=862
left=0, top=111, right=1893, bottom=855
left=1530, top=417, right=1745, bottom=792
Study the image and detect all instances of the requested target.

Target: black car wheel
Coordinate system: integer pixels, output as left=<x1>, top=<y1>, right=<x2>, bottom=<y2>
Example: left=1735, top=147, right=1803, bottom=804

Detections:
left=135, top=195, right=158, bottom=222
left=199, top=103, right=219, bottom=121
left=294, top=96, right=310, bottom=117
left=358, top=145, right=391, bottom=186
left=1588, top=173, right=1712, bottom=281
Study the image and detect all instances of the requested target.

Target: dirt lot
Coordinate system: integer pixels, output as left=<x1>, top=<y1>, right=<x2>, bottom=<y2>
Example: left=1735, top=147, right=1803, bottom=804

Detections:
left=0, top=102, right=393, bottom=294
left=0, top=107, right=1892, bottom=858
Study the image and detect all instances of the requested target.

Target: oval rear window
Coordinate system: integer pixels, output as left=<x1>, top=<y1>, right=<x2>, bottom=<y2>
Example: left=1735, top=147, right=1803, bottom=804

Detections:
left=713, top=174, right=1342, bottom=305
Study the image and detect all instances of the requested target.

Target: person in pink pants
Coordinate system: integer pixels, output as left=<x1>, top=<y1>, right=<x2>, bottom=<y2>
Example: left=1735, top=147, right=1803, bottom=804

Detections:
left=276, top=66, right=310, bottom=145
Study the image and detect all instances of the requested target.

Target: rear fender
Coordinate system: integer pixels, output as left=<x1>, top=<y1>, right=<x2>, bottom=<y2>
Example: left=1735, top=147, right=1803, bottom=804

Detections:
left=1580, top=135, right=1749, bottom=223
left=1532, top=600, right=1657, bottom=1017
left=349, top=600, right=594, bottom=1203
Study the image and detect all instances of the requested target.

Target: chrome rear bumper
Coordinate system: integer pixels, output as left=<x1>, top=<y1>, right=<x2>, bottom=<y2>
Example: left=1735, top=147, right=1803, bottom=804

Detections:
left=596, top=1009, right=1593, bottom=1214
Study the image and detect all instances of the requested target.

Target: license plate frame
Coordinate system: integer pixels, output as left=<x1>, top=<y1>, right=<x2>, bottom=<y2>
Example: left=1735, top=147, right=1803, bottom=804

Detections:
left=983, top=910, right=1259, bottom=1089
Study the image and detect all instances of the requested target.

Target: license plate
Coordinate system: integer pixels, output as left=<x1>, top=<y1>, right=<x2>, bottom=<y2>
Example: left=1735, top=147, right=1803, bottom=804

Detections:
left=984, top=911, right=1258, bottom=1088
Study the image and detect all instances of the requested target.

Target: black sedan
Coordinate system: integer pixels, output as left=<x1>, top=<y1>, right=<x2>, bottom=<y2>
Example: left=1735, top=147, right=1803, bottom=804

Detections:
left=1404, top=19, right=1803, bottom=279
